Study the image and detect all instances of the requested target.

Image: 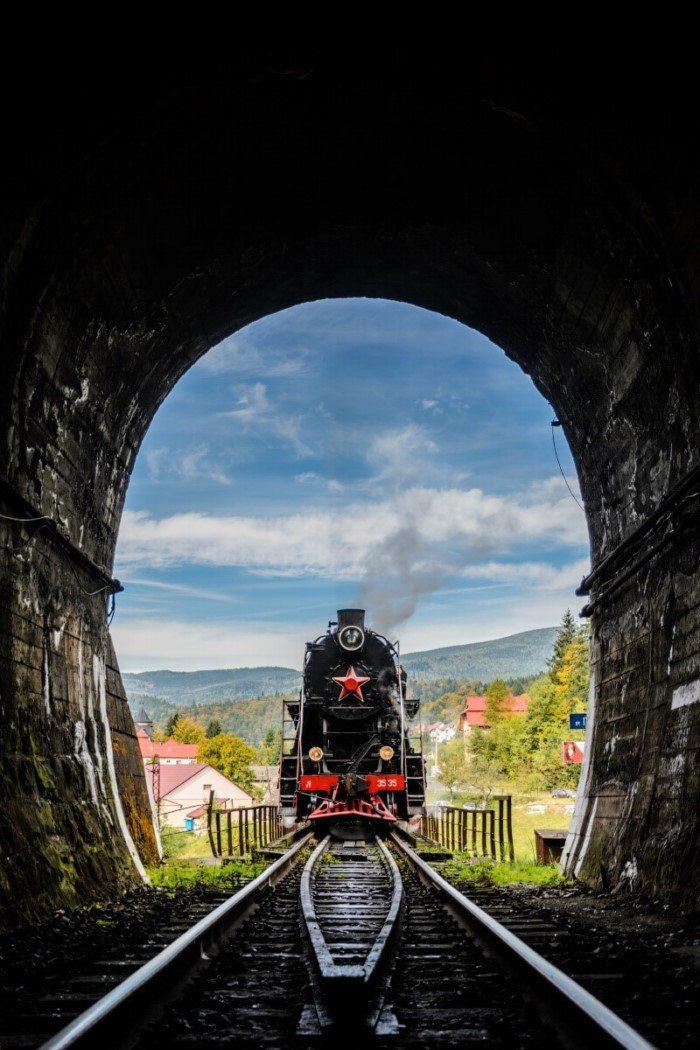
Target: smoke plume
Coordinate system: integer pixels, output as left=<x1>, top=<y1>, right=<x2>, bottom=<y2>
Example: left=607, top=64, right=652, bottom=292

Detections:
left=357, top=525, right=451, bottom=638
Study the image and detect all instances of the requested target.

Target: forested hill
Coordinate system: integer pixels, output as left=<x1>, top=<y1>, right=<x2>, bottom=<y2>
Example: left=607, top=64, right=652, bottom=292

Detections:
left=123, top=627, right=558, bottom=747
left=121, top=666, right=301, bottom=704
left=401, top=627, right=558, bottom=680
left=122, top=627, right=557, bottom=710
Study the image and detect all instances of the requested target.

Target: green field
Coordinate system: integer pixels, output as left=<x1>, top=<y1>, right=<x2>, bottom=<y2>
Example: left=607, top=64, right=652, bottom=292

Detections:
left=426, top=779, right=576, bottom=881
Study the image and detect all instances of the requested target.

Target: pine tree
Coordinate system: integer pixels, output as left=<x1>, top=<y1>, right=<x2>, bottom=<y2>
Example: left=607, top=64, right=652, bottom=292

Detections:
left=164, top=712, right=180, bottom=739
left=547, top=609, right=578, bottom=674
left=206, top=719, right=222, bottom=738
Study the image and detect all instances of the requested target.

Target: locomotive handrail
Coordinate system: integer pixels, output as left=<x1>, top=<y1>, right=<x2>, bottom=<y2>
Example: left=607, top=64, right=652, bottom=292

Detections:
left=390, top=833, right=655, bottom=1050
left=40, top=832, right=314, bottom=1050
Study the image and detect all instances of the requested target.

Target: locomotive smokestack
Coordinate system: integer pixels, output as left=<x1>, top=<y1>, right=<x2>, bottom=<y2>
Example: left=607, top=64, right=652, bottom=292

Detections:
left=337, top=608, right=365, bottom=630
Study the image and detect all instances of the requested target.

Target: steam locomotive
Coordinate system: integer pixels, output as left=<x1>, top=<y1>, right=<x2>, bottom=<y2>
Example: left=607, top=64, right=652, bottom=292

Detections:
left=280, top=610, right=426, bottom=838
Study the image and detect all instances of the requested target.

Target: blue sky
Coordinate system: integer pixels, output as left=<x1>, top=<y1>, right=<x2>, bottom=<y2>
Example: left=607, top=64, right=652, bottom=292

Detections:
left=113, top=299, right=590, bottom=671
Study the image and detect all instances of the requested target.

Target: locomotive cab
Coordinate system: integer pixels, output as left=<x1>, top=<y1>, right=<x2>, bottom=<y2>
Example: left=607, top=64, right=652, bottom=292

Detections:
left=280, top=609, right=426, bottom=839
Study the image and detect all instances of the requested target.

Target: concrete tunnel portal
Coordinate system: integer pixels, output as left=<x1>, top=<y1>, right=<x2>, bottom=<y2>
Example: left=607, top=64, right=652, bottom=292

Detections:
left=0, top=55, right=698, bottom=926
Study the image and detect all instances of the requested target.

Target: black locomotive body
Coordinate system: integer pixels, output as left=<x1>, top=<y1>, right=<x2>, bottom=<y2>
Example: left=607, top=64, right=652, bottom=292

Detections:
left=280, top=609, right=426, bottom=838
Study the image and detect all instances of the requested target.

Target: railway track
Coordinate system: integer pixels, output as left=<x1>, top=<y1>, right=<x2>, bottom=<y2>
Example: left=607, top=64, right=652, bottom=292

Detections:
left=2, top=831, right=657, bottom=1050
left=299, top=836, right=403, bottom=1032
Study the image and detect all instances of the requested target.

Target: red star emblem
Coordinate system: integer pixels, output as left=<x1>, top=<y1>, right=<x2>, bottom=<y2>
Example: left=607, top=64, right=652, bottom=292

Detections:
left=332, top=666, right=370, bottom=701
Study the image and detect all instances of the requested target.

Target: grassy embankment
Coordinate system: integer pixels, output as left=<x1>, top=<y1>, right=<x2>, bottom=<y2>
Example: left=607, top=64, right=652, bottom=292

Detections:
left=426, top=782, right=576, bottom=887
left=148, top=822, right=269, bottom=890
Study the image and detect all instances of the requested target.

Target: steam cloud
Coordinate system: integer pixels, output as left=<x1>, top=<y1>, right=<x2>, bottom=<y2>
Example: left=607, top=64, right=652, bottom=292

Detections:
left=356, top=521, right=499, bottom=639
left=357, top=526, right=444, bottom=637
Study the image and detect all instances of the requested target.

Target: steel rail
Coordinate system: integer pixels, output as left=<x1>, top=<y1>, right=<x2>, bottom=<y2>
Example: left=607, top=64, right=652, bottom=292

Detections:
left=390, top=832, right=655, bottom=1050
left=300, top=835, right=403, bottom=984
left=40, top=832, right=314, bottom=1050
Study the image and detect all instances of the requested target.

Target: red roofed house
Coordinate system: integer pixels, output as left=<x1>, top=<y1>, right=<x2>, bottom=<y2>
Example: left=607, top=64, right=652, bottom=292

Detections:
left=147, top=762, right=255, bottom=829
left=137, top=730, right=199, bottom=765
left=458, top=694, right=530, bottom=732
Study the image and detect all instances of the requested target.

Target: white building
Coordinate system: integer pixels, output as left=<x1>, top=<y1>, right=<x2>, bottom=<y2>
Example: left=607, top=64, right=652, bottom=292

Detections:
left=153, top=762, right=255, bottom=829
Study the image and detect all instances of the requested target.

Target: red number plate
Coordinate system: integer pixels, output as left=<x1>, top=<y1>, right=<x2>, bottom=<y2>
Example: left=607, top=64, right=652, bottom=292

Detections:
left=366, top=775, right=405, bottom=792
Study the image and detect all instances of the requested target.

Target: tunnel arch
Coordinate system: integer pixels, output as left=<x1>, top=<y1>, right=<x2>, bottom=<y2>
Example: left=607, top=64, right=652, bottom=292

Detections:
left=1, top=62, right=698, bottom=924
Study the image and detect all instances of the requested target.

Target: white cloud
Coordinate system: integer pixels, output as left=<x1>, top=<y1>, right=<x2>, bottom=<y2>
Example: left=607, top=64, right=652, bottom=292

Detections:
left=112, top=590, right=584, bottom=673
left=459, top=557, right=590, bottom=590
left=368, top=424, right=439, bottom=486
left=397, top=593, right=586, bottom=654
left=142, top=444, right=232, bottom=486
left=179, top=446, right=232, bottom=486
left=116, top=480, right=589, bottom=580
left=144, top=447, right=169, bottom=482
left=199, top=331, right=310, bottom=378
left=125, top=578, right=237, bottom=603
left=221, top=382, right=311, bottom=457
left=295, top=473, right=345, bottom=493
left=223, top=381, right=270, bottom=422
left=112, top=618, right=306, bottom=672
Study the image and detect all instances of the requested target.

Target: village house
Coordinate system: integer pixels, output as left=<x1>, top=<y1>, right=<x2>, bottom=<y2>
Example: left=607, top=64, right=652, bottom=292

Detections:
left=458, top=694, right=530, bottom=733
left=134, top=708, right=259, bottom=829
left=148, top=762, right=255, bottom=830
left=137, top=730, right=199, bottom=765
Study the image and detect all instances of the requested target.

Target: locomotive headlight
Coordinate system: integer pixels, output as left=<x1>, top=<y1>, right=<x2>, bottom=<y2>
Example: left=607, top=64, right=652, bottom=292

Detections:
left=308, top=746, right=324, bottom=762
left=338, top=625, right=364, bottom=651
left=379, top=745, right=394, bottom=761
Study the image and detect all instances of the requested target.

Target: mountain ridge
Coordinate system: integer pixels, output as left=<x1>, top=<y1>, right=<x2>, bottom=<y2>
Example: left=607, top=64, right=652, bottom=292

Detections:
left=122, top=626, right=558, bottom=704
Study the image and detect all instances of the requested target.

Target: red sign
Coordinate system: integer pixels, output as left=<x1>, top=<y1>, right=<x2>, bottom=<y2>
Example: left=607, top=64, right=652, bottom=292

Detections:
left=299, top=775, right=338, bottom=793
left=298, top=774, right=405, bottom=793
left=562, top=740, right=585, bottom=764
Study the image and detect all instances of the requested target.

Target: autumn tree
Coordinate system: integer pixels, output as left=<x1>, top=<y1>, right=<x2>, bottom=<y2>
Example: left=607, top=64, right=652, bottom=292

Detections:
left=521, top=616, right=589, bottom=789
left=197, top=734, right=257, bottom=792
left=467, top=613, right=590, bottom=791
left=171, top=716, right=206, bottom=745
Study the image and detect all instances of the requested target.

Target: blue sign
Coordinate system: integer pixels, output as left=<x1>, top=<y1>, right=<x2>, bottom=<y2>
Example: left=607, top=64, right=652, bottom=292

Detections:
left=569, top=713, right=587, bottom=730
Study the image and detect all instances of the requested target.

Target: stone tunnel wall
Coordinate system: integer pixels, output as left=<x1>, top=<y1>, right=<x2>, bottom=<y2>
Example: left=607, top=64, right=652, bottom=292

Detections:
left=0, top=524, right=158, bottom=927
left=0, top=61, right=698, bottom=924
left=562, top=538, right=700, bottom=903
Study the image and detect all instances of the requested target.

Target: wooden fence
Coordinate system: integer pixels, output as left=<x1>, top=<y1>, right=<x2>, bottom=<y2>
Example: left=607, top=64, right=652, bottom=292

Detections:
left=206, top=796, right=283, bottom=858
left=420, top=795, right=514, bottom=861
